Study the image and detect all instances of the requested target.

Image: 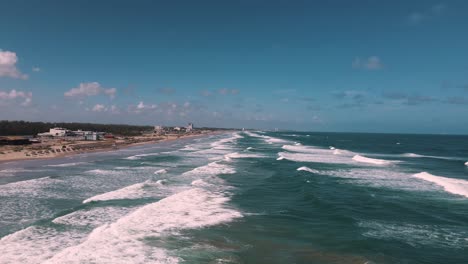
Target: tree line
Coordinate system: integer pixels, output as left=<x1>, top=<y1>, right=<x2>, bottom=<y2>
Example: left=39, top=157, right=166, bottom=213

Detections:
left=0, top=120, right=153, bottom=136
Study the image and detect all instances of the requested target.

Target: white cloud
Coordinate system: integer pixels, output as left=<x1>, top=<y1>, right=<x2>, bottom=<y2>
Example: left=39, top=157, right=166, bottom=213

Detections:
left=104, top=88, right=116, bottom=99
left=92, top=104, right=107, bottom=112
left=64, top=82, right=117, bottom=99
left=0, top=89, right=33, bottom=106
left=132, top=101, right=157, bottom=113
left=137, top=101, right=145, bottom=109
left=408, top=3, right=447, bottom=24
left=0, top=50, right=28, bottom=79
left=65, top=82, right=101, bottom=97
left=32, top=67, right=41, bottom=72
left=87, top=104, right=120, bottom=113
left=352, top=56, right=383, bottom=70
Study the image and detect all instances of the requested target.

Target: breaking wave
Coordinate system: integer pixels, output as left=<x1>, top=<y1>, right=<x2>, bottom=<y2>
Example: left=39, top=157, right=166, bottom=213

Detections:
left=297, top=166, right=321, bottom=174
left=46, top=188, right=242, bottom=263
left=83, top=180, right=169, bottom=203
left=413, top=172, right=468, bottom=198
left=352, top=155, right=394, bottom=166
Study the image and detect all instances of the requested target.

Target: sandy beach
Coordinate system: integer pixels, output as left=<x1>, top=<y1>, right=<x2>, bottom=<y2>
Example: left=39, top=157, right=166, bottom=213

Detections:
left=0, top=131, right=223, bottom=163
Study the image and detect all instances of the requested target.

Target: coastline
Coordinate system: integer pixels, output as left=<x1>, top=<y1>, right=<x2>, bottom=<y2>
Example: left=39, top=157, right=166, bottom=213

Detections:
left=0, top=131, right=227, bottom=164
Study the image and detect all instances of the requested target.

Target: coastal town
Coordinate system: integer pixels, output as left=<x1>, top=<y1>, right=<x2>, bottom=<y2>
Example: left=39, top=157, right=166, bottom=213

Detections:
left=0, top=122, right=217, bottom=162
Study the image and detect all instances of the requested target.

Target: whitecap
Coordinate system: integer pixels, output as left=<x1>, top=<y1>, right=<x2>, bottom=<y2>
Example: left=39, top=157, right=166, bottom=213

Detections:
left=155, top=169, right=168, bottom=175
left=352, top=155, right=393, bottom=166
left=413, top=172, right=468, bottom=198
left=46, top=188, right=242, bottom=263
left=53, top=206, right=134, bottom=227
left=182, top=162, right=236, bottom=176
left=46, top=162, right=89, bottom=167
left=224, top=152, right=264, bottom=161
left=297, top=166, right=321, bottom=174
left=124, top=153, right=160, bottom=160
left=0, top=226, right=87, bottom=264
left=83, top=180, right=169, bottom=203
left=277, top=151, right=353, bottom=165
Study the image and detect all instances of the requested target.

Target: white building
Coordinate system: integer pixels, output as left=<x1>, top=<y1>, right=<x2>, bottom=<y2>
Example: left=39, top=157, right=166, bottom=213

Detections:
left=38, top=127, right=71, bottom=137
left=186, top=123, right=193, bottom=133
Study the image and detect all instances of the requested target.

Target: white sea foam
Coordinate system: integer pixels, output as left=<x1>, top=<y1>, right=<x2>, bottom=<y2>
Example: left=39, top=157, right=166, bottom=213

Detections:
left=209, top=133, right=242, bottom=150
left=125, top=153, right=160, bottom=160
left=359, top=221, right=468, bottom=249
left=400, top=152, right=459, bottom=160
left=464, top=161, right=468, bottom=166
left=297, top=166, right=321, bottom=174
left=244, top=131, right=260, bottom=138
left=333, top=149, right=342, bottom=155
left=282, top=144, right=330, bottom=154
left=244, top=131, right=288, bottom=144
left=53, top=206, right=134, bottom=227
left=0, top=177, right=61, bottom=197
left=295, top=167, right=428, bottom=191
left=181, top=144, right=199, bottom=151
left=114, top=166, right=131, bottom=170
left=403, top=153, right=423, bottom=158
left=46, top=162, right=89, bottom=167
left=0, top=168, right=49, bottom=177
left=246, top=147, right=253, bottom=150
left=191, top=179, right=212, bottom=187
left=277, top=151, right=353, bottom=164
left=45, top=188, right=242, bottom=263
left=183, top=162, right=236, bottom=176
left=332, top=149, right=356, bottom=156
left=263, top=136, right=288, bottom=144
left=224, top=152, right=264, bottom=161
left=352, top=155, right=393, bottom=166
left=155, top=169, right=168, bottom=175
left=0, top=226, right=87, bottom=264
left=413, top=172, right=468, bottom=198
left=83, top=180, right=168, bottom=203
left=296, top=166, right=415, bottom=190
left=277, top=156, right=285, bottom=160
left=86, top=169, right=115, bottom=175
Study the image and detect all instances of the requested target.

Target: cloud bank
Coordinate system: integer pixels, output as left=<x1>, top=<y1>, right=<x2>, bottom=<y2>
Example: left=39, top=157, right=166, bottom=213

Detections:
left=65, top=82, right=117, bottom=99
left=0, top=50, right=28, bottom=79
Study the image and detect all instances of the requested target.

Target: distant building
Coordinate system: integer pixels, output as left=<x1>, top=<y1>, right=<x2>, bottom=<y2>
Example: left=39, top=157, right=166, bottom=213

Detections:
left=37, top=128, right=105, bottom=140
left=38, top=127, right=72, bottom=137
left=85, top=133, right=99, bottom=141
left=174, top=127, right=181, bottom=131
left=186, top=123, right=193, bottom=133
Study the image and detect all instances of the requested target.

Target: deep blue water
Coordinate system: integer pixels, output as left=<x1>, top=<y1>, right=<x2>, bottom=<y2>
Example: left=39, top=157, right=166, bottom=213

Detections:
left=0, top=131, right=467, bottom=263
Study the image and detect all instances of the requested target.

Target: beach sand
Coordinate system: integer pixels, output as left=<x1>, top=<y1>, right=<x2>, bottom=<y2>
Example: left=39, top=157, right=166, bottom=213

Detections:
left=0, top=131, right=222, bottom=163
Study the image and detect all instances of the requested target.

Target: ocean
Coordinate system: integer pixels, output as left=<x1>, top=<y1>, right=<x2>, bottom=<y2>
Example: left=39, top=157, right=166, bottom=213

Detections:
left=0, top=131, right=467, bottom=263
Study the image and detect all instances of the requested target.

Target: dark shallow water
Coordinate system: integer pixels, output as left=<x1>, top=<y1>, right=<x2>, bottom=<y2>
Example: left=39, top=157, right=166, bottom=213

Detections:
left=1, top=132, right=467, bottom=263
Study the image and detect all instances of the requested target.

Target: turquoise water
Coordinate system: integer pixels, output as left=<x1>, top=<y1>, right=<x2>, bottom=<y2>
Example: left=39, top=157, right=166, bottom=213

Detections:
left=1, top=131, right=467, bottom=263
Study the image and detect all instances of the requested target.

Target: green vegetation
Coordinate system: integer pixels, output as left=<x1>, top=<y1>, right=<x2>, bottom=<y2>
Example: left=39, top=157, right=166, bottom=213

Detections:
left=0, top=120, right=153, bottom=136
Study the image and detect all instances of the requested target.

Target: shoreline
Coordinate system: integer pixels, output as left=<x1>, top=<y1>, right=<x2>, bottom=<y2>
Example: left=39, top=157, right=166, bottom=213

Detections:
left=0, top=131, right=228, bottom=164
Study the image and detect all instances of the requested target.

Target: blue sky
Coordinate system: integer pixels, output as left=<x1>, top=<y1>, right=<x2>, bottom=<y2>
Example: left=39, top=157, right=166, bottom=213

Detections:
left=1, top=0, right=467, bottom=133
